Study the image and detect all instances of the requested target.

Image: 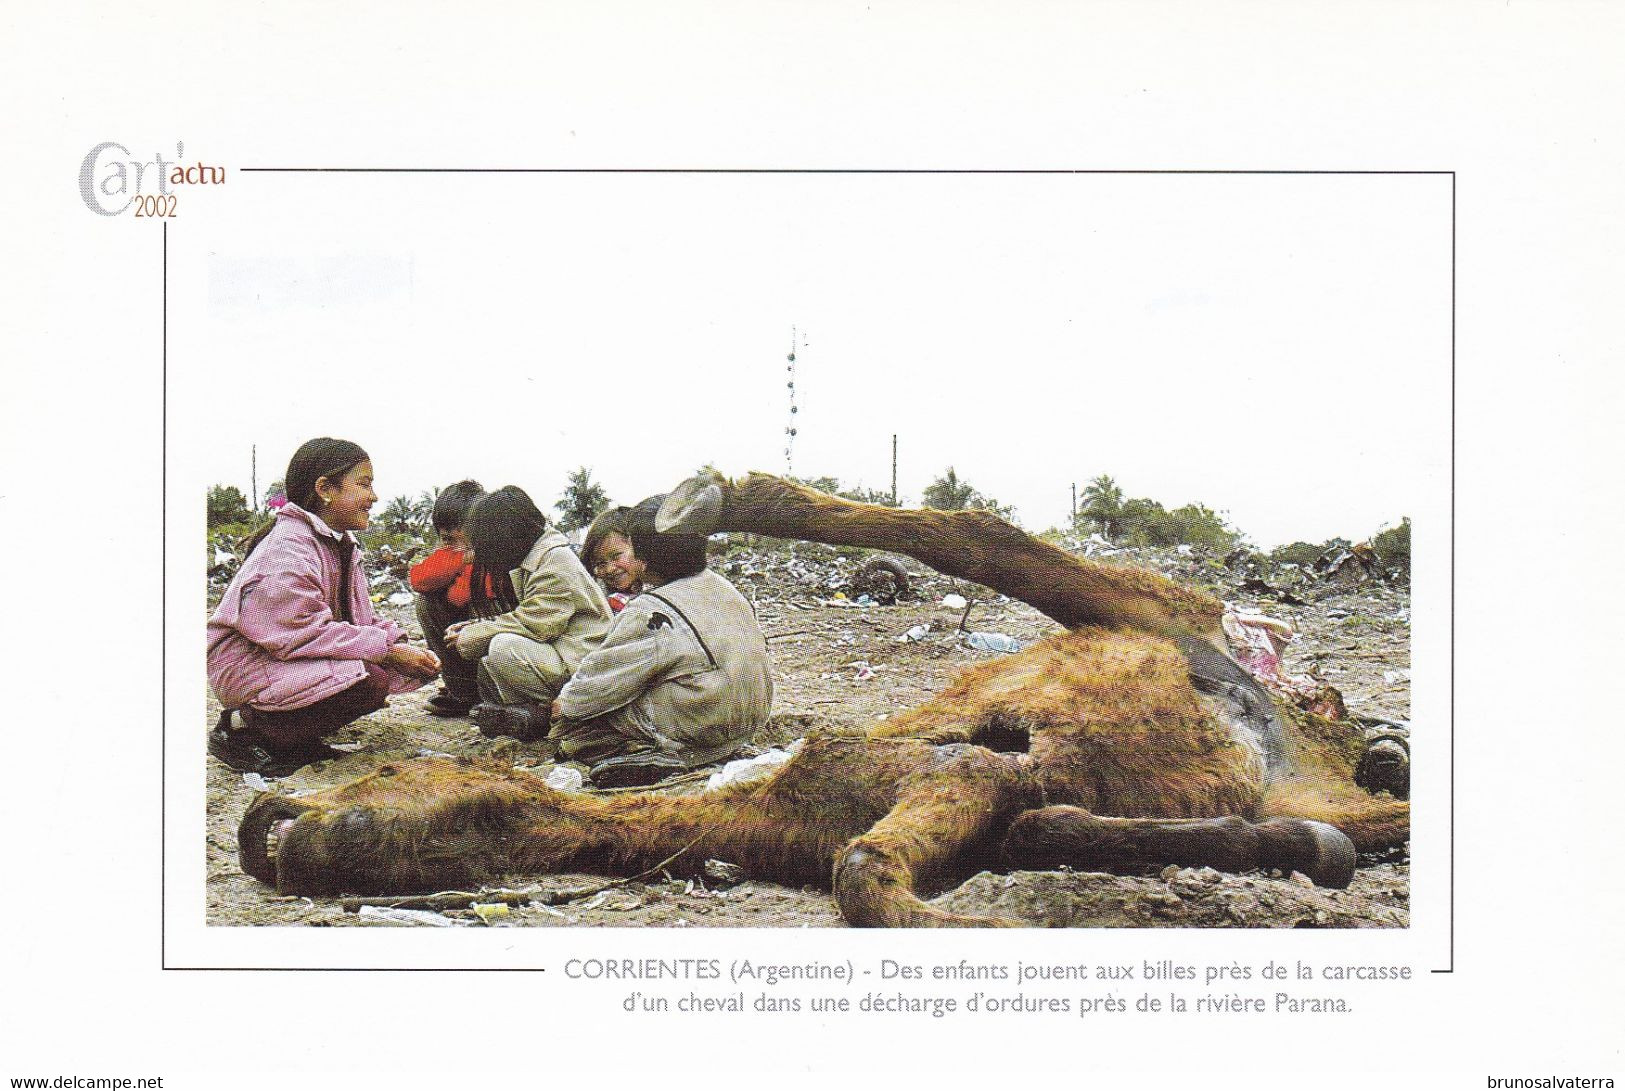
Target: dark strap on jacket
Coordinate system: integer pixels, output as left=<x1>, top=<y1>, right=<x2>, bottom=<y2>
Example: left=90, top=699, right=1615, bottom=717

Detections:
left=640, top=589, right=717, bottom=669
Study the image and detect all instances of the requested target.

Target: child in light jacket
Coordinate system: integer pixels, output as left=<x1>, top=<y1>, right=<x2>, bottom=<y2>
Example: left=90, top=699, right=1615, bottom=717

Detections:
left=443, top=486, right=612, bottom=741
left=551, top=498, right=772, bottom=787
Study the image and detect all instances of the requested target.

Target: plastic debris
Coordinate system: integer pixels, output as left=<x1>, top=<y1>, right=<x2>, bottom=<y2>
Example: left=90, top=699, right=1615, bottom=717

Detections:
left=706, top=742, right=803, bottom=791
left=896, top=624, right=930, bottom=643
left=940, top=593, right=968, bottom=610
left=855, top=594, right=874, bottom=606
left=357, top=905, right=465, bottom=927
left=702, top=859, right=746, bottom=887
left=470, top=903, right=510, bottom=924
left=241, top=772, right=270, bottom=792
left=853, top=661, right=876, bottom=680
left=387, top=590, right=415, bottom=606
left=1081, top=533, right=1119, bottom=558
left=544, top=765, right=585, bottom=792
left=1383, top=669, right=1411, bottom=685
left=964, top=631, right=1021, bottom=654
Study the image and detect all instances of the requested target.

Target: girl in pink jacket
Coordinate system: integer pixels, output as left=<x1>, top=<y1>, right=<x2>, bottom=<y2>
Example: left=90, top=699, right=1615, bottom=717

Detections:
left=208, top=438, right=440, bottom=776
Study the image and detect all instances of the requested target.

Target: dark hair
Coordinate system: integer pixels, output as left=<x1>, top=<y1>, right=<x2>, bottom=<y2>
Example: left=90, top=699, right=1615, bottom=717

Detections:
left=431, top=479, right=485, bottom=533
left=581, top=505, right=635, bottom=575
left=467, top=486, right=548, bottom=614
left=627, top=494, right=708, bottom=583
left=244, top=437, right=369, bottom=556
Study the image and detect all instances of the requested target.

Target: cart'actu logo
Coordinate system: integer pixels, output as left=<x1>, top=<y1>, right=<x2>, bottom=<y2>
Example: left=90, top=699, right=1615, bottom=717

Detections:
left=79, top=140, right=224, bottom=217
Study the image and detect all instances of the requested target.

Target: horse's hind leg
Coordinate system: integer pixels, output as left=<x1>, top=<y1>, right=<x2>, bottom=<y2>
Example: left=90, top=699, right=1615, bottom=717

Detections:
left=833, top=745, right=1040, bottom=927
left=657, top=470, right=1222, bottom=637
left=1002, top=805, right=1358, bottom=889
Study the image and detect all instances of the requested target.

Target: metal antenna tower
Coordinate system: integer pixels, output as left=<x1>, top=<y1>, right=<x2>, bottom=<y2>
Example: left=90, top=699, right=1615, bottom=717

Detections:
left=784, top=327, right=800, bottom=476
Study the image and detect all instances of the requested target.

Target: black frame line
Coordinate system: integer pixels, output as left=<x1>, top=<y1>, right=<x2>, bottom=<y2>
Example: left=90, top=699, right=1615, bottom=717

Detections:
left=163, top=167, right=1454, bottom=972
left=161, top=219, right=167, bottom=968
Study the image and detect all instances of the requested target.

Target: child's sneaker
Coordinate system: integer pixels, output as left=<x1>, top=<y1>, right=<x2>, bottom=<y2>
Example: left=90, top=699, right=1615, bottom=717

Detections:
left=589, top=750, right=688, bottom=789
left=427, top=692, right=477, bottom=717
left=209, top=711, right=339, bottom=778
left=471, top=702, right=548, bottom=742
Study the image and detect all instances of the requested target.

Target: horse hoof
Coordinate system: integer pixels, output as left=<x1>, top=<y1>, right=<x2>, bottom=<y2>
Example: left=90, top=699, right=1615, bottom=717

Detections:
left=656, top=475, right=724, bottom=534
left=1355, top=735, right=1410, bottom=800
left=1257, top=819, right=1356, bottom=889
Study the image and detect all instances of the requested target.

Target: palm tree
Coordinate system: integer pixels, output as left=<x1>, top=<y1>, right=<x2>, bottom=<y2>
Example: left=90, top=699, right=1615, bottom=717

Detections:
left=1079, top=474, right=1125, bottom=539
left=379, top=495, right=420, bottom=536
left=555, top=466, right=610, bottom=532
left=412, top=488, right=438, bottom=528
left=922, top=467, right=1014, bottom=522
left=922, top=466, right=977, bottom=511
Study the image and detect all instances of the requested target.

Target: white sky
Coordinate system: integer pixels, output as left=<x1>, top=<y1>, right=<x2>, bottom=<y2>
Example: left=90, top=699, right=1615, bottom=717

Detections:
left=182, top=171, right=1449, bottom=549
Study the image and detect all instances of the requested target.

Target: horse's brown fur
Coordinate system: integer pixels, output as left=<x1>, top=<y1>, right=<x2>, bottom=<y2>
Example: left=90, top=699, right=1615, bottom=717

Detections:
left=239, top=472, right=1408, bottom=927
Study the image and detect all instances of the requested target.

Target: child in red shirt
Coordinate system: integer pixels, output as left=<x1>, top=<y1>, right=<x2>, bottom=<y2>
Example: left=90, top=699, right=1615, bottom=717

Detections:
left=411, top=480, right=486, bottom=716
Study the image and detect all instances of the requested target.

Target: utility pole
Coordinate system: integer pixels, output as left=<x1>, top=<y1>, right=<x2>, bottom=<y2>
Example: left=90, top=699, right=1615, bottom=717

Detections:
left=1071, top=481, right=1077, bottom=523
left=891, top=434, right=898, bottom=505
left=252, top=445, right=258, bottom=511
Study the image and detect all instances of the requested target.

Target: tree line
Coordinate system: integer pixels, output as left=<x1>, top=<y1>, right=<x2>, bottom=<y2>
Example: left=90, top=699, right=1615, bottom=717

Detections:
left=208, top=466, right=1408, bottom=573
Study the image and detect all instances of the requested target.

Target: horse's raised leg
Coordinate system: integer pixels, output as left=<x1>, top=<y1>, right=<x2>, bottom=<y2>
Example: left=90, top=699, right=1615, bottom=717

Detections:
left=658, top=471, right=1223, bottom=638
left=1001, top=805, right=1357, bottom=889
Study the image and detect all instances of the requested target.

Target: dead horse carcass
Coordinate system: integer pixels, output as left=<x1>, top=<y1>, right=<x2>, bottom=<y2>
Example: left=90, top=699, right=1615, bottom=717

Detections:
left=238, top=471, right=1409, bottom=927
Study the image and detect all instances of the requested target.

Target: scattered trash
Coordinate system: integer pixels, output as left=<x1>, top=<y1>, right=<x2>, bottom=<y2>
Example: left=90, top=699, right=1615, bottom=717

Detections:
left=940, top=593, right=968, bottom=610
left=1382, top=669, right=1411, bottom=685
left=849, top=556, right=912, bottom=604
left=1081, top=534, right=1118, bottom=558
left=241, top=772, right=270, bottom=792
left=852, top=661, right=876, bottom=680
left=1315, top=543, right=1379, bottom=587
left=1240, top=576, right=1307, bottom=606
left=1222, top=609, right=1295, bottom=680
left=702, top=859, right=746, bottom=887
left=357, top=905, right=465, bottom=927
left=706, top=742, right=803, bottom=791
left=964, top=631, right=1021, bottom=654
left=387, top=590, right=415, bottom=607
left=544, top=766, right=585, bottom=792
left=896, top=624, right=930, bottom=643
left=855, top=594, right=874, bottom=606
left=470, top=902, right=510, bottom=924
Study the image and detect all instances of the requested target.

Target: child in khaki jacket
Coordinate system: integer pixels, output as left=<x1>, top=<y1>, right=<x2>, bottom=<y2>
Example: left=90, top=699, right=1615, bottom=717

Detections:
left=443, top=486, right=611, bottom=740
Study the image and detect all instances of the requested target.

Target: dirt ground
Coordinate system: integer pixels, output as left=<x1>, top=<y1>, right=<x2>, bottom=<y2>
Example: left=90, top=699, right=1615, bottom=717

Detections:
left=205, top=544, right=1411, bottom=929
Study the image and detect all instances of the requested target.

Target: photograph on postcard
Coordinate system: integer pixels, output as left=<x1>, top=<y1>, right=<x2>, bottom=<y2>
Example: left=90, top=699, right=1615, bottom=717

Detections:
left=179, top=170, right=1446, bottom=934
